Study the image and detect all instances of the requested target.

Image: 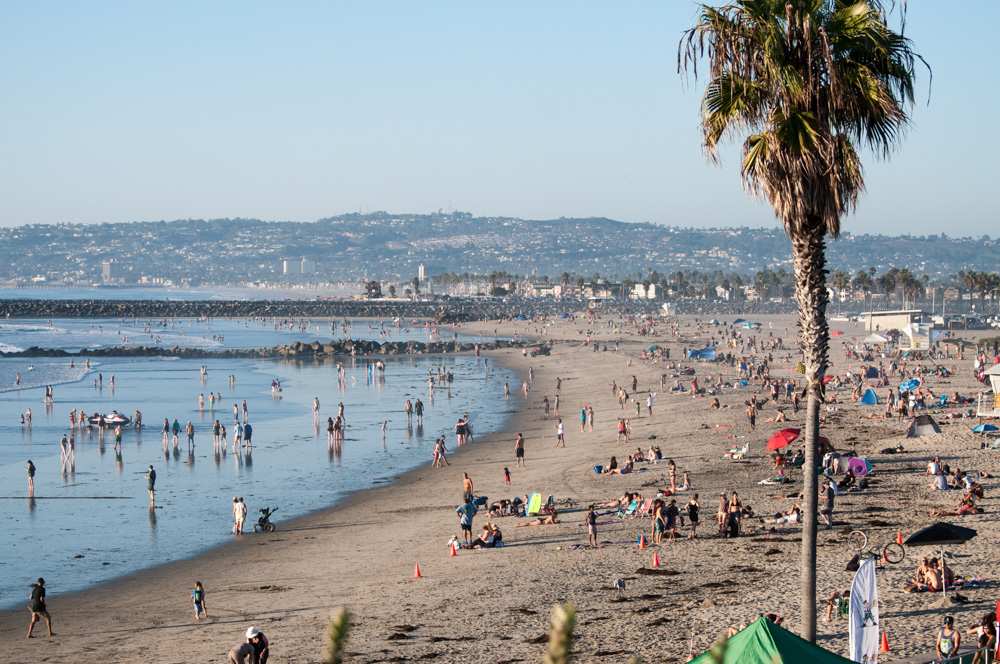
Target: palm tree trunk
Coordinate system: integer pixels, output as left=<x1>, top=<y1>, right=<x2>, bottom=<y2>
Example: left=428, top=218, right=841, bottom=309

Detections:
left=791, top=222, right=830, bottom=642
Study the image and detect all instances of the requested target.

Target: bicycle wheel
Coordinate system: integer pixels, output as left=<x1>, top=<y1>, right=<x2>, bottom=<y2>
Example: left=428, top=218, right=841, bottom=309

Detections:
left=847, top=530, right=868, bottom=553
left=882, top=542, right=905, bottom=564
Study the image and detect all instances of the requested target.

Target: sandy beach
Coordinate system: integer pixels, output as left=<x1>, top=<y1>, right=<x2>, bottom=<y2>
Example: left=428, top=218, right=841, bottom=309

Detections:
left=2, top=313, right=997, bottom=663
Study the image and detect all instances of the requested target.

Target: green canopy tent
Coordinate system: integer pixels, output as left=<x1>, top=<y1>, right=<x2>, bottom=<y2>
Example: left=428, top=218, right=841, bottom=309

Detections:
left=690, top=617, right=854, bottom=664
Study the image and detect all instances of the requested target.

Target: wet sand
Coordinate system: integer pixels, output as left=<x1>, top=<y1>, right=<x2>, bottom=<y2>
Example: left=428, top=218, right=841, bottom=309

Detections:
left=2, top=314, right=997, bottom=663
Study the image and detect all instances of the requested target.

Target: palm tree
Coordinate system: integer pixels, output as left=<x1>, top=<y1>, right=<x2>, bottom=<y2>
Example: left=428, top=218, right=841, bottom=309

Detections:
left=680, top=0, right=926, bottom=640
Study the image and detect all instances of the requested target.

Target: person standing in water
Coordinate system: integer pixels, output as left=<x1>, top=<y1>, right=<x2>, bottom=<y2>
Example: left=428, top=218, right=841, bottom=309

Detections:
left=414, top=398, right=423, bottom=425
left=146, top=465, right=157, bottom=505
left=26, top=460, right=35, bottom=496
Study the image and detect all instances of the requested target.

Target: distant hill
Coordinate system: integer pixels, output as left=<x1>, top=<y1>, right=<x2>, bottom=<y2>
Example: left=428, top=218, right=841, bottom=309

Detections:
left=3, top=212, right=996, bottom=285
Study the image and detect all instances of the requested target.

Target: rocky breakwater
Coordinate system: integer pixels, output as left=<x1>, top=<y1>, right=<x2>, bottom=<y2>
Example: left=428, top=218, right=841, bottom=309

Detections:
left=0, top=298, right=507, bottom=322
left=0, top=338, right=538, bottom=360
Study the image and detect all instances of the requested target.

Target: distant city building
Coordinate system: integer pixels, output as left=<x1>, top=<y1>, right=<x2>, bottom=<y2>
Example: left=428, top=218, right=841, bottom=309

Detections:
left=418, top=263, right=427, bottom=283
left=281, top=258, right=299, bottom=275
left=100, top=259, right=113, bottom=284
left=300, top=257, right=313, bottom=274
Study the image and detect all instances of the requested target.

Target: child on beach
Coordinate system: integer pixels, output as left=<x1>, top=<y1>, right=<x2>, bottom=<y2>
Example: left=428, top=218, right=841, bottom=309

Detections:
left=503, top=467, right=511, bottom=486
left=192, top=581, right=208, bottom=620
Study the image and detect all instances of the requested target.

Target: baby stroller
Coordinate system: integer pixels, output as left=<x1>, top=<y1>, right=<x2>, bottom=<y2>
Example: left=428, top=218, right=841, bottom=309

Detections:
left=254, top=506, right=278, bottom=533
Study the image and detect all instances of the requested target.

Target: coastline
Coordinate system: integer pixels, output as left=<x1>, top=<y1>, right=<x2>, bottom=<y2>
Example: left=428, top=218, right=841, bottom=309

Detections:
left=0, top=345, right=535, bottom=661
left=2, top=315, right=997, bottom=663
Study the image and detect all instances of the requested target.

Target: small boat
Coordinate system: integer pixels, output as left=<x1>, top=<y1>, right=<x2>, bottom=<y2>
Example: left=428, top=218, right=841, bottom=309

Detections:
left=88, top=411, right=131, bottom=427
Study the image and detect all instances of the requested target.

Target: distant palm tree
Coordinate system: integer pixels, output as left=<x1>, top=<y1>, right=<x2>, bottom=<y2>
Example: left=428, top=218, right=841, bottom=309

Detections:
left=680, top=0, right=926, bottom=640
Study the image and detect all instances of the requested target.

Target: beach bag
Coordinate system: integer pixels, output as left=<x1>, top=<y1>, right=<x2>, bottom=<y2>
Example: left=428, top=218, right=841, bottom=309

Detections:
left=593, top=465, right=604, bottom=475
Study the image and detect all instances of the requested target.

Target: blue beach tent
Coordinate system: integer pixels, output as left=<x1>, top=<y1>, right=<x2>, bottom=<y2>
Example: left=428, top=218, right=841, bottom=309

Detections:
left=859, top=388, right=879, bottom=405
left=686, top=347, right=717, bottom=361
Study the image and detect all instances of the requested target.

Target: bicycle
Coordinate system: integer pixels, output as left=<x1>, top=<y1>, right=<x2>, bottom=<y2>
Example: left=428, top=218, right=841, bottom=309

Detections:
left=847, top=530, right=905, bottom=564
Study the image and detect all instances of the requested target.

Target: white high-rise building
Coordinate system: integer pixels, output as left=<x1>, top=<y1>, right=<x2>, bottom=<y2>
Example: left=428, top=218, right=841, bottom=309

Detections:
left=100, top=259, right=113, bottom=284
left=300, top=257, right=313, bottom=274
left=418, top=263, right=427, bottom=283
left=282, top=258, right=299, bottom=275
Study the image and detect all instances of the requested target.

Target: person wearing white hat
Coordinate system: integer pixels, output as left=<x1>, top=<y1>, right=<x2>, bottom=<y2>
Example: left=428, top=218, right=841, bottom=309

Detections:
left=227, top=627, right=268, bottom=664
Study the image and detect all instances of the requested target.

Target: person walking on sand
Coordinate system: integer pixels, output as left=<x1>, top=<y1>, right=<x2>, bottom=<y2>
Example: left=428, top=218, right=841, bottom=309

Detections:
left=687, top=494, right=700, bottom=539
left=554, top=418, right=566, bottom=448
left=26, top=460, right=35, bottom=496
left=432, top=437, right=449, bottom=467
left=26, top=578, right=53, bottom=638
left=514, top=432, right=525, bottom=467
left=192, top=581, right=208, bottom=620
left=586, top=505, right=598, bottom=548
left=403, top=399, right=413, bottom=423
left=462, top=473, right=474, bottom=503
left=543, top=396, right=550, bottom=417
left=821, top=479, right=835, bottom=529
left=146, top=465, right=157, bottom=505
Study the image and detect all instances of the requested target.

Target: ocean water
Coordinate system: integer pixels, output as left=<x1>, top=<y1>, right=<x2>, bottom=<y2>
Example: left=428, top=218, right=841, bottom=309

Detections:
left=0, top=317, right=494, bottom=354
left=0, top=320, right=514, bottom=607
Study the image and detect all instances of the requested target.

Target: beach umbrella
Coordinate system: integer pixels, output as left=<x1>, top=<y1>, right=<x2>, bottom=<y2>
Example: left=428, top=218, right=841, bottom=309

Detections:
left=767, top=428, right=831, bottom=451
left=972, top=423, right=999, bottom=434
left=831, top=329, right=844, bottom=337
left=904, top=522, right=978, bottom=606
left=847, top=457, right=871, bottom=477
left=899, top=378, right=921, bottom=393
left=647, top=344, right=659, bottom=352
left=767, top=428, right=800, bottom=451
left=822, top=375, right=835, bottom=385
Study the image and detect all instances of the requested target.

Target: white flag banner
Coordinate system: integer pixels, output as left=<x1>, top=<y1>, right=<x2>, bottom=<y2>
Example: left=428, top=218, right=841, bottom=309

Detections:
left=849, top=557, right=881, bottom=663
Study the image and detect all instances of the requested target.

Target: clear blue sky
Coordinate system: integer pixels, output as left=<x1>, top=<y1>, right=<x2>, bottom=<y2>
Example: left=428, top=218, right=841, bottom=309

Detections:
left=1, top=1, right=995, bottom=235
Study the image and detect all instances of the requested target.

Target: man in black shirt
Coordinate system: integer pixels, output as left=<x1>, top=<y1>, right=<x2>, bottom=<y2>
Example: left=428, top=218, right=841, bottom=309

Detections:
left=26, top=577, right=53, bottom=638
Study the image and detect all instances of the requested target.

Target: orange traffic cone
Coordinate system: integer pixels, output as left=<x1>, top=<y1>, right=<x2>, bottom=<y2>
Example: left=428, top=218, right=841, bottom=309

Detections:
left=638, top=534, right=648, bottom=550
left=880, top=630, right=890, bottom=653
left=449, top=542, right=458, bottom=557
left=651, top=552, right=661, bottom=568
left=413, top=561, right=423, bottom=579
left=896, top=530, right=903, bottom=546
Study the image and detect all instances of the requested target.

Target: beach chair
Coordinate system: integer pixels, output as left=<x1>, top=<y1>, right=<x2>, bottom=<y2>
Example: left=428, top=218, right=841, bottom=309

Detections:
left=636, top=497, right=654, bottom=518
left=616, top=499, right=639, bottom=519
left=724, top=441, right=750, bottom=460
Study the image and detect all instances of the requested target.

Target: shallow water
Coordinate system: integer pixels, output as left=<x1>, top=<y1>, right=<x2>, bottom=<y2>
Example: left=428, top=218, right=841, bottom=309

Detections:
left=0, top=320, right=514, bottom=607
left=0, top=317, right=491, bottom=353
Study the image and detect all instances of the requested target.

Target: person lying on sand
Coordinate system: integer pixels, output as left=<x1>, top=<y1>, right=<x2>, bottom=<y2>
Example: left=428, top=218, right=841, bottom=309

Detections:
left=764, top=503, right=801, bottom=526
left=516, top=512, right=559, bottom=527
